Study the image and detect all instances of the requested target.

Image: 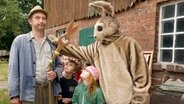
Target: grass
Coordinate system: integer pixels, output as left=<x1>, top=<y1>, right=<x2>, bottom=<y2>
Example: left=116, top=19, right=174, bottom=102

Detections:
left=0, top=61, right=8, bottom=81
left=0, top=89, right=9, bottom=104
left=0, top=61, right=9, bottom=104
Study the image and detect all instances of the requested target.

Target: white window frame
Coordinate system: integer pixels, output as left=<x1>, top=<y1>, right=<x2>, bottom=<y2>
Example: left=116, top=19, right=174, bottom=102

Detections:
left=56, top=28, right=66, bottom=38
left=158, top=0, right=184, bottom=64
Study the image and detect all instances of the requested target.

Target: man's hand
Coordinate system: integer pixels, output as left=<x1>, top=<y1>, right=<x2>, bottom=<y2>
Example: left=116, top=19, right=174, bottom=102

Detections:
left=62, top=98, right=72, bottom=104
left=10, top=97, right=20, bottom=104
left=47, top=70, right=56, bottom=81
left=58, top=95, right=62, bottom=101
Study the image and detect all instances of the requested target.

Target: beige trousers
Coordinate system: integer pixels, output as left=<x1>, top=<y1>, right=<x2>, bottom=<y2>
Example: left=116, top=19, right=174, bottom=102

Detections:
left=22, top=82, right=57, bottom=104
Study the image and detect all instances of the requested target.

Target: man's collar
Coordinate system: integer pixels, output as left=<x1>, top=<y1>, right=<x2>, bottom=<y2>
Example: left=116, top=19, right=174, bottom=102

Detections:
left=30, top=31, right=46, bottom=40
left=30, top=31, right=35, bottom=39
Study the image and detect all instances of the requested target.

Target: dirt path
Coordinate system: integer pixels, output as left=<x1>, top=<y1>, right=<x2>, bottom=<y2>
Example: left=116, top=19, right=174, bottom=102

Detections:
left=0, top=81, right=8, bottom=89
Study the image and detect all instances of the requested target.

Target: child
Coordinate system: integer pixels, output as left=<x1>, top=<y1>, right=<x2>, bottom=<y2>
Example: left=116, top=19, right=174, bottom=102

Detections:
left=58, top=59, right=78, bottom=104
left=72, top=66, right=105, bottom=104
left=60, top=55, right=69, bottom=65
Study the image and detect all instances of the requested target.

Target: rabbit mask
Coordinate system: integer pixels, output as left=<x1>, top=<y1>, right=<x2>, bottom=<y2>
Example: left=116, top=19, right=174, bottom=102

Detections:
left=89, top=1, right=121, bottom=45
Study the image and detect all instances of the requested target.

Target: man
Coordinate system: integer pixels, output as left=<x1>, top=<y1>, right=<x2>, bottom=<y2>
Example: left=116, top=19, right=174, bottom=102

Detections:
left=8, top=5, right=62, bottom=104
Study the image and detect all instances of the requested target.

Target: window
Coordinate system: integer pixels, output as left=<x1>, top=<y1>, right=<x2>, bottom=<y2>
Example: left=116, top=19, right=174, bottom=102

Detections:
left=79, top=26, right=95, bottom=46
left=56, top=28, right=66, bottom=38
left=159, top=1, right=184, bottom=64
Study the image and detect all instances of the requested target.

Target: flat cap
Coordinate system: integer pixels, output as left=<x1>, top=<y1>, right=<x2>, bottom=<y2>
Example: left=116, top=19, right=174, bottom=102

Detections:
left=28, top=5, right=48, bottom=19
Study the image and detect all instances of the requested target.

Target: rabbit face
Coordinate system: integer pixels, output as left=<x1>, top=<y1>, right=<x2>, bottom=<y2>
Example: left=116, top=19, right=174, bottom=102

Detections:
left=94, top=16, right=119, bottom=42
left=94, top=21, right=105, bottom=41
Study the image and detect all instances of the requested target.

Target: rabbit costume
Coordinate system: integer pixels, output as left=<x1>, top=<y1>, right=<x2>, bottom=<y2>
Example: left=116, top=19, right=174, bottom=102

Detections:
left=49, top=1, right=150, bottom=104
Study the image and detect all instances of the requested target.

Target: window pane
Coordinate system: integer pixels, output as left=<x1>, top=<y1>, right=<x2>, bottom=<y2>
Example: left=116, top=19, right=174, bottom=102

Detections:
left=56, top=29, right=66, bottom=37
left=162, top=20, right=174, bottom=33
left=174, top=50, right=184, bottom=64
left=160, top=50, right=172, bottom=62
left=177, top=2, right=184, bottom=16
left=160, top=35, right=173, bottom=47
left=162, top=5, right=175, bottom=19
left=176, top=18, right=184, bottom=32
left=175, top=34, right=184, bottom=47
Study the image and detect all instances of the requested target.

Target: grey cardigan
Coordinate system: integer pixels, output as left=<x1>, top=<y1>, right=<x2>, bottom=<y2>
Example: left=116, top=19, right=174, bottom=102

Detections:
left=8, top=32, right=62, bottom=102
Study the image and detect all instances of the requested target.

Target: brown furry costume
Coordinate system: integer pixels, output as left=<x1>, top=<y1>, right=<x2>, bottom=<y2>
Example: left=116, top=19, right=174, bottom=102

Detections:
left=49, top=1, right=150, bottom=104
left=63, top=35, right=150, bottom=104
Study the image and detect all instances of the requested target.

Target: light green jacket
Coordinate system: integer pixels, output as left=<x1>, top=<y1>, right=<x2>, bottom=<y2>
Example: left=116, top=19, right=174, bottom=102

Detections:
left=72, top=83, right=105, bottom=104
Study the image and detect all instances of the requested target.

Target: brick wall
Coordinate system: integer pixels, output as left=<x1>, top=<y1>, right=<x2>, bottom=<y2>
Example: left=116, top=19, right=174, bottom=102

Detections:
left=152, top=63, right=184, bottom=86
left=45, top=18, right=98, bottom=45
left=45, top=0, right=158, bottom=51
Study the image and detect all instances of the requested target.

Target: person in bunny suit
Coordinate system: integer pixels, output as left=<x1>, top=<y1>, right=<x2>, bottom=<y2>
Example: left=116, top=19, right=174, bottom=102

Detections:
left=49, top=1, right=151, bottom=104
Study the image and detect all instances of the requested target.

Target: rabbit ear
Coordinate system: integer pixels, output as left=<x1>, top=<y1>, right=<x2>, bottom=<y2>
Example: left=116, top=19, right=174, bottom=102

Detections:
left=89, top=1, right=115, bottom=18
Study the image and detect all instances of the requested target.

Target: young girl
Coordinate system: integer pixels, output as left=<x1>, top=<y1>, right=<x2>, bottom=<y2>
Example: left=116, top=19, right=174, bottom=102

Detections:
left=58, top=59, right=78, bottom=104
left=72, top=66, right=105, bottom=104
